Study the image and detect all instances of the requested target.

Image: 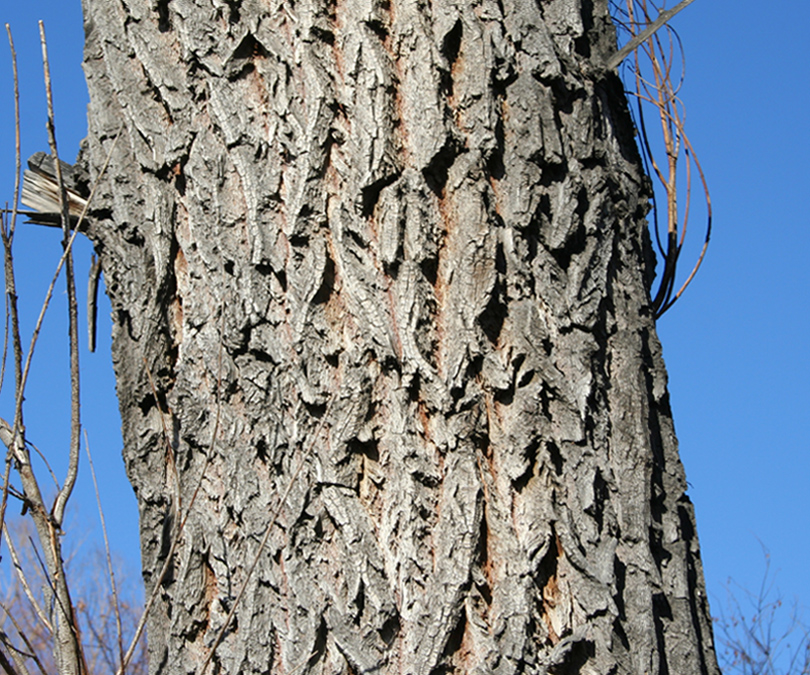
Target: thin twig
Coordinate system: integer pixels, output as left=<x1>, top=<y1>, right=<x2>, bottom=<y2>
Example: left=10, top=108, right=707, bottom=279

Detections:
left=24, top=532, right=87, bottom=675
left=614, top=0, right=711, bottom=317
left=0, top=23, right=21, bottom=405
left=1, top=212, right=9, bottom=397
left=27, top=442, right=60, bottom=491
left=0, top=529, right=52, bottom=633
left=12, top=126, right=122, bottom=459
left=0, top=635, right=27, bottom=675
left=4, top=25, right=21, bottom=241
left=0, top=457, right=11, bottom=563
left=0, top=605, right=48, bottom=675
left=607, top=0, right=697, bottom=70
left=83, top=430, right=126, bottom=674
left=0, top=25, right=24, bottom=548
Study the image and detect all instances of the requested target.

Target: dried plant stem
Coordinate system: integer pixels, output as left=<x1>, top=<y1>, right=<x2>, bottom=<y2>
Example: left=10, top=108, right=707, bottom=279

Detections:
left=607, top=0, right=697, bottom=70
left=0, top=22, right=21, bottom=400
left=3, top=25, right=21, bottom=240
left=612, top=0, right=711, bottom=317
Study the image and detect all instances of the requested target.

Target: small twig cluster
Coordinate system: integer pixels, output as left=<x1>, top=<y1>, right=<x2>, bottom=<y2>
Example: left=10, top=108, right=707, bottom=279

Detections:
left=610, top=0, right=711, bottom=317
left=0, top=22, right=138, bottom=675
left=0, top=22, right=85, bottom=675
left=1, top=518, right=148, bottom=675
left=714, top=548, right=810, bottom=675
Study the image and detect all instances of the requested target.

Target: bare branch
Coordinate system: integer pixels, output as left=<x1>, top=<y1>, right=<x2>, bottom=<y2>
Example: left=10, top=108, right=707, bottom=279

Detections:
left=607, top=0, right=697, bottom=70
left=0, top=636, right=28, bottom=675
left=3, top=25, right=21, bottom=240
left=714, top=547, right=810, bottom=674
left=0, top=604, right=49, bottom=675
left=0, top=528, right=52, bottom=633
left=0, top=26, right=24, bottom=553
left=40, top=20, right=82, bottom=533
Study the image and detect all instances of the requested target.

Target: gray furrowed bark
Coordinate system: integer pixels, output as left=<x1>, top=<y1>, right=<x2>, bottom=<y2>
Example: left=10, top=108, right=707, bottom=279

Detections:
left=79, top=0, right=720, bottom=672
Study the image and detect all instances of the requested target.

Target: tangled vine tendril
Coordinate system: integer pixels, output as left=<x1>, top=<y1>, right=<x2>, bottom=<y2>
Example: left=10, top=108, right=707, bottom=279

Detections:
left=610, top=0, right=711, bottom=318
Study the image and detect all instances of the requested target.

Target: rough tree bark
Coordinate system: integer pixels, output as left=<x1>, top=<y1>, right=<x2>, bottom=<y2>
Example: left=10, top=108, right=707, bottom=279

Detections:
left=79, top=0, right=719, bottom=672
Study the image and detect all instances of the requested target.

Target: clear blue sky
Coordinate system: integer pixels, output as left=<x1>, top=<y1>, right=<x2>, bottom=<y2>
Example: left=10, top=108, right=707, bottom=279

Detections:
left=1, top=0, right=807, bottom=650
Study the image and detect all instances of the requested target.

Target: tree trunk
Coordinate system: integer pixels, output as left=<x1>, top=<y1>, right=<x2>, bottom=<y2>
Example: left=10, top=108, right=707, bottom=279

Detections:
left=79, top=0, right=719, bottom=672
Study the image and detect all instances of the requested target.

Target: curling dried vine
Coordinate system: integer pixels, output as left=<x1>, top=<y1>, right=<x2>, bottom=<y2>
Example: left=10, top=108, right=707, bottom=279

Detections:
left=610, top=0, right=711, bottom=318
